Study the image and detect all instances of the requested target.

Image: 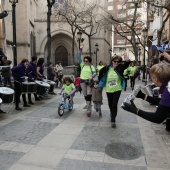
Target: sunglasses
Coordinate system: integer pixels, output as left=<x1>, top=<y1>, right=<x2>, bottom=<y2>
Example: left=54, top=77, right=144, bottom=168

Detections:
left=84, top=60, right=89, bottom=63
left=113, top=60, right=121, bottom=63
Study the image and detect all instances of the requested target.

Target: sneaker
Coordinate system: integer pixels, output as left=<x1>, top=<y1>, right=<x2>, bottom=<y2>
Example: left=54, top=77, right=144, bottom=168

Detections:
left=0, top=109, right=6, bottom=113
left=83, top=105, right=87, bottom=109
left=49, top=92, right=56, bottom=95
left=23, top=104, right=31, bottom=107
left=29, top=101, right=34, bottom=105
left=111, top=122, right=116, bottom=128
left=86, top=111, right=91, bottom=117
left=99, top=113, right=102, bottom=118
left=39, top=96, right=43, bottom=100
left=35, top=98, right=41, bottom=101
left=15, top=107, right=22, bottom=111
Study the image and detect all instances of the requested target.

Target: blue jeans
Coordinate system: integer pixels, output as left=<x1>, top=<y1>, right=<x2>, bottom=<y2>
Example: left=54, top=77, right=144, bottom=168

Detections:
left=3, top=77, right=13, bottom=89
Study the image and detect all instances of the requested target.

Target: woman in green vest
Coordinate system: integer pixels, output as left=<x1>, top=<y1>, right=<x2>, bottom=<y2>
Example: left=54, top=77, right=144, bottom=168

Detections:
left=98, top=54, right=131, bottom=128
left=78, top=44, right=96, bottom=117
left=128, top=62, right=137, bottom=90
left=96, top=61, right=104, bottom=79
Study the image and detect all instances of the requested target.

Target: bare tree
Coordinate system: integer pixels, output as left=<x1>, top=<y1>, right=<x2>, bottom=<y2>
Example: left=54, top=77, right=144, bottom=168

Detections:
left=54, top=0, right=106, bottom=62
left=104, top=0, right=146, bottom=62
left=76, top=3, right=104, bottom=57
left=54, top=0, right=81, bottom=65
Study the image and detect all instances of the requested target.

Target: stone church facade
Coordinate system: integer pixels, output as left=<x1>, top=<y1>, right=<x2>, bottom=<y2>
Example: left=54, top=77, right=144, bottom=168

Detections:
left=1, top=0, right=111, bottom=67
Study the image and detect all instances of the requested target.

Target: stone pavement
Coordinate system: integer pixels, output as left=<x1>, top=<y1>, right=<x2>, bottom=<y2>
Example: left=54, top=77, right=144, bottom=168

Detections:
left=0, top=80, right=169, bottom=170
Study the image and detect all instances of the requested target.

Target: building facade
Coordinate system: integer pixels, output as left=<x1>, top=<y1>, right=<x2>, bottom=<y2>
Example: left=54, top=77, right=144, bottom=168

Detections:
left=107, top=0, right=146, bottom=62
left=0, top=0, right=111, bottom=67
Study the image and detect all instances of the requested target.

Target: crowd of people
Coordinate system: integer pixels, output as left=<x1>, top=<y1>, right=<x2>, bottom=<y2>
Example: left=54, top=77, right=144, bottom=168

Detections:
left=0, top=50, right=65, bottom=111
left=0, top=46, right=169, bottom=131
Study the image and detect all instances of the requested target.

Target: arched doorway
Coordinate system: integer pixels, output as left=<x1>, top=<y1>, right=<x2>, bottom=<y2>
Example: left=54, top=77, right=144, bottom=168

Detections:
left=55, top=46, right=68, bottom=66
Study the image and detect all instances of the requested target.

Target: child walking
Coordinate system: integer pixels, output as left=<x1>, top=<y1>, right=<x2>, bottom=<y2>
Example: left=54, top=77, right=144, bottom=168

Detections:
left=92, top=80, right=103, bottom=118
left=59, top=77, right=76, bottom=103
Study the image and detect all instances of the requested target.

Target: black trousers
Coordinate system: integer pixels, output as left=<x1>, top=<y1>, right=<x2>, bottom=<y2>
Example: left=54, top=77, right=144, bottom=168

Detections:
left=28, top=79, right=38, bottom=102
left=130, top=76, right=135, bottom=88
left=14, top=82, right=27, bottom=108
left=106, top=90, right=121, bottom=123
left=14, top=81, right=21, bottom=108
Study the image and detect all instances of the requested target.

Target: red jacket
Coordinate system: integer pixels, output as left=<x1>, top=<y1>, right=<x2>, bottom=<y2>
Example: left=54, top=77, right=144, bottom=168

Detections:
left=74, top=77, right=80, bottom=87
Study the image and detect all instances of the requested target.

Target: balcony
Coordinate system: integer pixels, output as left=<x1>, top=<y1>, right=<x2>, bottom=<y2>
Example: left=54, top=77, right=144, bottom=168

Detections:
left=162, top=29, right=170, bottom=43
left=148, top=29, right=153, bottom=37
left=165, top=0, right=170, bottom=10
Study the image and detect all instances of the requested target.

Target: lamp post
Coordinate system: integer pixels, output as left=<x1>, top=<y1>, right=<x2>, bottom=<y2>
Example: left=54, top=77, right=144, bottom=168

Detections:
left=109, top=48, right=112, bottom=61
left=47, top=0, right=55, bottom=65
left=138, top=47, right=141, bottom=80
left=138, top=47, right=141, bottom=66
left=77, top=31, right=84, bottom=49
left=142, top=27, right=148, bottom=83
left=95, top=43, right=99, bottom=67
left=9, top=0, right=18, bottom=66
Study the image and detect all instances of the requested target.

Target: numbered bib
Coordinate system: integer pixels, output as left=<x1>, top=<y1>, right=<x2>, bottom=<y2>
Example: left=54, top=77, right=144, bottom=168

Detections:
left=108, top=80, right=117, bottom=87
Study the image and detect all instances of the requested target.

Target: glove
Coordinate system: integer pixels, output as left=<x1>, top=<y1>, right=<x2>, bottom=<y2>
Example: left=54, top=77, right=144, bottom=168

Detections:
left=122, top=100, right=138, bottom=114
left=136, top=90, right=145, bottom=100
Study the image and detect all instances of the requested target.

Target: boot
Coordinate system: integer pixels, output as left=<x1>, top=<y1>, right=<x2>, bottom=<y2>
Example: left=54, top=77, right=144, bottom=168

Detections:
left=86, top=101, right=92, bottom=117
left=23, top=103, right=31, bottom=107
left=15, top=106, right=22, bottom=110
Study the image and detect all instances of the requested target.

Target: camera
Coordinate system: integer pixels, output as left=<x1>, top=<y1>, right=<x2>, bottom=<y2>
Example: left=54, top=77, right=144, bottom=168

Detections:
left=159, top=55, right=165, bottom=61
left=121, top=86, right=141, bottom=108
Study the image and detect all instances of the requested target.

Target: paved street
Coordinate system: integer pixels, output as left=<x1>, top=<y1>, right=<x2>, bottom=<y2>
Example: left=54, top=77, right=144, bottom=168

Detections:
left=0, top=80, right=169, bottom=170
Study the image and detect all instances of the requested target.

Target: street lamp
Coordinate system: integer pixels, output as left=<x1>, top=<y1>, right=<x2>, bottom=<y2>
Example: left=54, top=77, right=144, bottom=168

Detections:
left=77, top=31, right=84, bottom=49
left=142, top=27, right=148, bottom=83
left=9, top=0, right=18, bottom=66
left=95, top=43, right=99, bottom=67
left=138, top=48, right=141, bottom=65
left=47, top=0, right=55, bottom=64
left=109, top=48, right=112, bottom=60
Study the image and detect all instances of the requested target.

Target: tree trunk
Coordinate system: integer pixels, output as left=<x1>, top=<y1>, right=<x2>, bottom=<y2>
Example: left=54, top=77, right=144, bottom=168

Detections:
left=88, top=35, right=91, bottom=57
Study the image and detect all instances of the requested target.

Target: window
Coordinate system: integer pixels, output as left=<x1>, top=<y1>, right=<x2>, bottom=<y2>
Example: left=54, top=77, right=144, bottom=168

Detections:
left=119, top=48, right=126, bottom=52
left=108, top=6, right=113, bottom=10
left=130, top=3, right=134, bottom=7
left=117, top=4, right=126, bottom=9
left=117, top=13, right=126, bottom=18
left=150, top=22, right=153, bottom=30
left=117, top=40, right=126, bottom=44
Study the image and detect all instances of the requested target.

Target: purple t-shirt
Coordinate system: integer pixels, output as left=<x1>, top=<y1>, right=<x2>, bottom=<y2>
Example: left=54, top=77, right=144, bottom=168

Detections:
left=159, top=86, right=170, bottom=107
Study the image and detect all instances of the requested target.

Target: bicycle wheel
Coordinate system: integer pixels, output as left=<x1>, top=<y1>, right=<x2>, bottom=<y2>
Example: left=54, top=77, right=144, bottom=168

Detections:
left=58, top=104, right=65, bottom=116
left=68, top=100, right=73, bottom=111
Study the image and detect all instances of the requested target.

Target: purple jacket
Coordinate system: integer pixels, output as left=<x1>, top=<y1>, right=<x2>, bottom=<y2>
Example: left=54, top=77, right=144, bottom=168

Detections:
left=37, top=65, right=44, bottom=76
left=26, top=61, right=37, bottom=80
left=11, top=63, right=26, bottom=82
left=160, top=85, right=170, bottom=108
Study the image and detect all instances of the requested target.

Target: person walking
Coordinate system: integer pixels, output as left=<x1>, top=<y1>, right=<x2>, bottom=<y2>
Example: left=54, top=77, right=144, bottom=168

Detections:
left=47, top=62, right=56, bottom=95
left=123, top=68, right=129, bottom=91
left=92, top=80, right=103, bottom=118
left=96, top=61, right=104, bottom=79
left=78, top=44, right=96, bottom=117
left=98, top=53, right=131, bottom=128
left=1, top=56, right=13, bottom=89
left=55, top=61, right=63, bottom=87
left=128, top=62, right=137, bottom=90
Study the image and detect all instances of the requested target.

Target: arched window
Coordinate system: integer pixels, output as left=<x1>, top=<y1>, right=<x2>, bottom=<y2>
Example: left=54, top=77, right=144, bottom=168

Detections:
left=55, top=45, right=68, bottom=66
